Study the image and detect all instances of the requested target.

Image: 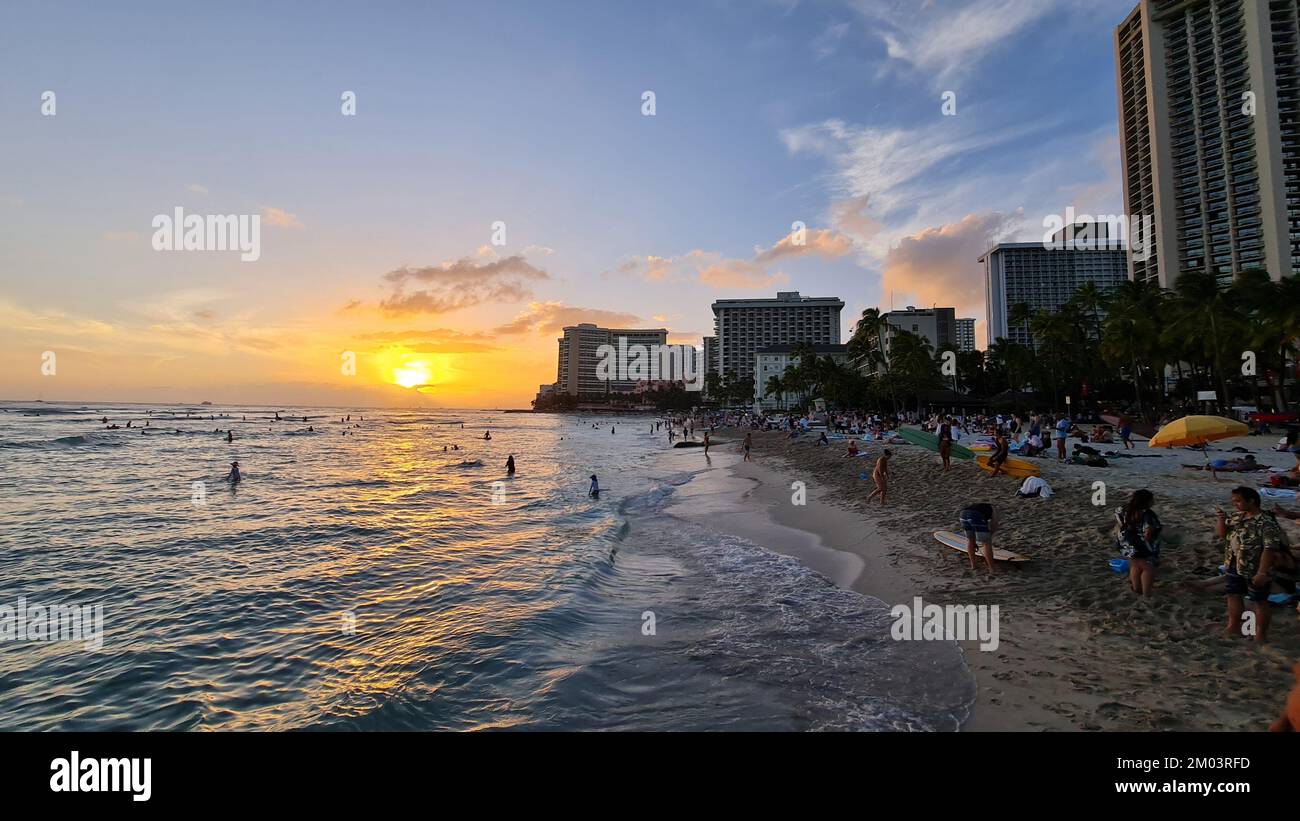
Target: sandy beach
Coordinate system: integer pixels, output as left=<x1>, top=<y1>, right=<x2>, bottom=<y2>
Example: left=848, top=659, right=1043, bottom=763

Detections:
left=665, top=428, right=1300, bottom=731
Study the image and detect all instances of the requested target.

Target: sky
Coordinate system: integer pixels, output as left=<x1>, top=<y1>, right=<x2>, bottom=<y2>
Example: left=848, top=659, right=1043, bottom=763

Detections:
left=0, top=0, right=1135, bottom=408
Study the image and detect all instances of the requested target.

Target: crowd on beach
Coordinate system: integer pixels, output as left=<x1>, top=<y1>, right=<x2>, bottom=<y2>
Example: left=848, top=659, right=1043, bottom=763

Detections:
left=690, top=404, right=1300, bottom=646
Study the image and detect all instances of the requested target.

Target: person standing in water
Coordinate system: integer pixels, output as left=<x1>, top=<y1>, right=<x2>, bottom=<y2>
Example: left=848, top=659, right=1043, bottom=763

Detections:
left=589, top=474, right=600, bottom=497
left=506, top=454, right=516, bottom=475
left=226, top=430, right=233, bottom=443
left=484, top=430, right=491, bottom=440
left=225, top=461, right=241, bottom=484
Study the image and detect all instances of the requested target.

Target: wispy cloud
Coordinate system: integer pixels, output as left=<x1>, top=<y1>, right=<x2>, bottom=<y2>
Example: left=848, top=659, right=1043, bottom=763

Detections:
left=494, top=301, right=643, bottom=335
left=851, top=0, right=1062, bottom=87
left=260, top=206, right=303, bottom=228
left=380, top=255, right=551, bottom=316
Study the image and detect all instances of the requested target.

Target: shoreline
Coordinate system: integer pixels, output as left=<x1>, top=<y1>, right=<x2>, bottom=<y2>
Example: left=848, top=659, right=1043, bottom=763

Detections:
left=658, top=429, right=1300, bottom=731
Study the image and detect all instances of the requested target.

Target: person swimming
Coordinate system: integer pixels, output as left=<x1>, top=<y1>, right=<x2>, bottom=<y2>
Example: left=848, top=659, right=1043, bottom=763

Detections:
left=506, top=454, right=516, bottom=475
left=589, top=474, right=600, bottom=497
left=226, top=461, right=241, bottom=483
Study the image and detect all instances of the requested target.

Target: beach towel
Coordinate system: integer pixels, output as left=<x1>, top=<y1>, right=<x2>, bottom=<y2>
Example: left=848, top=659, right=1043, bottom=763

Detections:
left=1016, top=476, right=1053, bottom=498
left=1260, top=487, right=1298, bottom=499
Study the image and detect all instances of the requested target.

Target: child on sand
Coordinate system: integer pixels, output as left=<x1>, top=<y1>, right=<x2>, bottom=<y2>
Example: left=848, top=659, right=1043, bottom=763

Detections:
left=1115, top=489, right=1162, bottom=596
left=866, top=449, right=891, bottom=505
left=845, top=439, right=859, bottom=458
left=958, top=502, right=997, bottom=574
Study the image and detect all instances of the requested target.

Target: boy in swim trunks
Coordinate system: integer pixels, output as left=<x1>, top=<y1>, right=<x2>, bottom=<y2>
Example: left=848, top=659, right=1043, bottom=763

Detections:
left=959, top=502, right=997, bottom=574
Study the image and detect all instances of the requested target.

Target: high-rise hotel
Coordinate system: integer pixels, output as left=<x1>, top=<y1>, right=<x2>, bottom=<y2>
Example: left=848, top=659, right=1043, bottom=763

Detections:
left=710, top=292, right=844, bottom=382
left=1115, top=0, right=1300, bottom=285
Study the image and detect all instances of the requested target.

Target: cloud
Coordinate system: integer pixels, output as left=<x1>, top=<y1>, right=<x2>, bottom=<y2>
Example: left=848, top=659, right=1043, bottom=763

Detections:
left=829, top=195, right=883, bottom=243
left=494, top=301, right=643, bottom=335
left=753, top=227, right=853, bottom=264
left=812, top=21, right=850, bottom=60
left=879, top=211, right=1017, bottom=328
left=187, top=183, right=209, bottom=195
left=698, top=258, right=789, bottom=290
left=523, top=244, right=555, bottom=257
left=260, top=206, right=303, bottom=228
left=852, top=0, right=1062, bottom=86
left=379, top=254, right=550, bottom=316
left=781, top=118, right=1027, bottom=218
left=353, top=328, right=497, bottom=352
left=616, top=224, right=850, bottom=292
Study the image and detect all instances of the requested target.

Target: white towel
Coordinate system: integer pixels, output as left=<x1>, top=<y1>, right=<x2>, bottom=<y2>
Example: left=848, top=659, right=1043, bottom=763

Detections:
left=1019, top=476, right=1053, bottom=498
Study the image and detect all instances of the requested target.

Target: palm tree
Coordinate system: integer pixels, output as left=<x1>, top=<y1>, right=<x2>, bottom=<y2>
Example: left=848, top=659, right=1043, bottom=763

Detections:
left=1101, top=278, right=1161, bottom=419
left=848, top=308, right=888, bottom=375
left=764, top=373, right=787, bottom=410
left=1008, top=301, right=1033, bottom=348
left=1162, top=269, right=1243, bottom=411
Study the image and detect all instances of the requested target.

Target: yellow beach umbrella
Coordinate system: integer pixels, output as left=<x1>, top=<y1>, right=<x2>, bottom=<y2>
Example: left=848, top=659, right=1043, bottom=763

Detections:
left=1148, top=415, right=1248, bottom=450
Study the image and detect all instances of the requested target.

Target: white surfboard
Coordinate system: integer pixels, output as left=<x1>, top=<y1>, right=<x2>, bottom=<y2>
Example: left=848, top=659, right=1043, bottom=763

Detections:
left=933, top=530, right=1031, bottom=563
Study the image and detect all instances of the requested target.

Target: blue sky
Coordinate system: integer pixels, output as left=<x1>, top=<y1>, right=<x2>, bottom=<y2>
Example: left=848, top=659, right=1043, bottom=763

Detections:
left=0, top=0, right=1138, bottom=405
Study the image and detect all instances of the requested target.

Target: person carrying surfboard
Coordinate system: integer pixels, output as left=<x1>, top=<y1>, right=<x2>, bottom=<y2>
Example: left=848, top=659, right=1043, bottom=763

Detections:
left=958, top=502, right=998, bottom=574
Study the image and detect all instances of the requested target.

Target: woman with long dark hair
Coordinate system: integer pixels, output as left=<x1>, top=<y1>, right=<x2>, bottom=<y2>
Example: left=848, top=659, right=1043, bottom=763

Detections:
left=1115, top=489, right=1162, bottom=596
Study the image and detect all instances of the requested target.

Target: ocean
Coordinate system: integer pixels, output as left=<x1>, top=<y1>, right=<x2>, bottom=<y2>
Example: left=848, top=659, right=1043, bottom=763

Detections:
left=0, top=401, right=976, bottom=730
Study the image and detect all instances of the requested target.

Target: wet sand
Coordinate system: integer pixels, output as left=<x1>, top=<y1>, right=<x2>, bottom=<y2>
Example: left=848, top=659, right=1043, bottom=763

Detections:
left=662, top=428, right=1300, bottom=731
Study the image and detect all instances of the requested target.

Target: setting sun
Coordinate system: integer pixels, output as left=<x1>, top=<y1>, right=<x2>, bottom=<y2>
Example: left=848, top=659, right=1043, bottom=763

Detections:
left=391, top=361, right=433, bottom=388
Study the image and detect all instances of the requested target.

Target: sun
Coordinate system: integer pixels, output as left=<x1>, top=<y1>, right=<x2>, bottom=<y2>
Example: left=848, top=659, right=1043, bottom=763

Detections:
left=391, top=360, right=433, bottom=388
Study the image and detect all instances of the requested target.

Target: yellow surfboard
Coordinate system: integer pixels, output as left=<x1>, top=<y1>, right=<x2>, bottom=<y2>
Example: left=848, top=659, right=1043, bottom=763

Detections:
left=975, top=454, right=1041, bottom=478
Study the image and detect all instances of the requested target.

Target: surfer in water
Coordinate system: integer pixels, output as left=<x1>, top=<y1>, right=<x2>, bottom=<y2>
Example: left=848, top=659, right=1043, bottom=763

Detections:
left=225, top=461, right=241, bottom=484
left=484, top=430, right=492, bottom=441
left=506, top=454, right=516, bottom=475
left=589, top=474, right=600, bottom=498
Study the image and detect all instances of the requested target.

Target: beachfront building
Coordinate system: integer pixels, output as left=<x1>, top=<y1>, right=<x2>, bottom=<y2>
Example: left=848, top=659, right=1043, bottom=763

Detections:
left=1115, top=0, right=1300, bottom=285
left=702, top=336, right=718, bottom=378
left=754, top=344, right=849, bottom=410
left=861, top=306, right=959, bottom=376
left=711, top=291, right=844, bottom=383
left=980, top=233, right=1128, bottom=348
left=955, top=317, right=977, bottom=352
left=555, top=323, right=668, bottom=397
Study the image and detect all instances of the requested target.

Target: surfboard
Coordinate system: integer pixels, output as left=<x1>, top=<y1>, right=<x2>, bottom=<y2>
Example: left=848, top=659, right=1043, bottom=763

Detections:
left=933, top=530, right=1031, bottom=563
left=896, top=427, right=975, bottom=460
left=975, top=454, right=1041, bottom=478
